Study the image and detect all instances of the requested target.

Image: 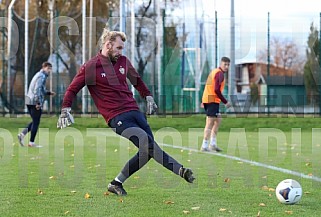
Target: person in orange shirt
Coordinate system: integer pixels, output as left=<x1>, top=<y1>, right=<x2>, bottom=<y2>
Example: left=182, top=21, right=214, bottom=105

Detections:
left=201, top=57, right=231, bottom=152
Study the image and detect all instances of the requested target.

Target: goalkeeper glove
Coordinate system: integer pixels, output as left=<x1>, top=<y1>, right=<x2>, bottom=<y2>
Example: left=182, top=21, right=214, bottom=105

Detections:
left=146, top=96, right=158, bottom=115
left=57, top=107, right=74, bottom=129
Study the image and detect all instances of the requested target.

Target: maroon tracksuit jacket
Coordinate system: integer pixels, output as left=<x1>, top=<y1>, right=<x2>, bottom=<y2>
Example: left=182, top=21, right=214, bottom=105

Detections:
left=62, top=52, right=151, bottom=123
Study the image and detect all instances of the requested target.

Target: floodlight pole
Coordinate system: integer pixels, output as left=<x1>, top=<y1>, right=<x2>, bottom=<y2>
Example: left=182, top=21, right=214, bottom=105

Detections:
left=7, top=0, right=17, bottom=108
left=130, top=0, right=135, bottom=94
left=228, top=0, right=236, bottom=104
left=48, top=0, right=54, bottom=113
left=24, top=0, right=29, bottom=113
left=267, top=12, right=270, bottom=116
left=194, top=0, right=200, bottom=113
left=319, top=12, right=321, bottom=116
left=82, top=0, right=87, bottom=114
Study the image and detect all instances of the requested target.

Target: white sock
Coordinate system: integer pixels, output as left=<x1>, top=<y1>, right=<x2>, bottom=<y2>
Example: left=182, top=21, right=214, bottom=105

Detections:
left=115, top=177, right=122, bottom=183
left=201, top=139, right=209, bottom=148
left=29, top=141, right=34, bottom=145
left=210, top=137, right=217, bottom=147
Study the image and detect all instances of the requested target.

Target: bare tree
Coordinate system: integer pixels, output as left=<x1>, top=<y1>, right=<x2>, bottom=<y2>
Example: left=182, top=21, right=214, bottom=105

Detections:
left=259, top=37, right=305, bottom=74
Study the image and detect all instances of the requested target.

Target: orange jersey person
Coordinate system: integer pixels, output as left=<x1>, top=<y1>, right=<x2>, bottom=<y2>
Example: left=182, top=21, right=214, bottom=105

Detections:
left=202, top=68, right=228, bottom=104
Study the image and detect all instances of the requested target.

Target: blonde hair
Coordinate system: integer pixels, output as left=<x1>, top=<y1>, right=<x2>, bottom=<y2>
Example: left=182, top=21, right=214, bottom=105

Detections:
left=100, top=27, right=126, bottom=48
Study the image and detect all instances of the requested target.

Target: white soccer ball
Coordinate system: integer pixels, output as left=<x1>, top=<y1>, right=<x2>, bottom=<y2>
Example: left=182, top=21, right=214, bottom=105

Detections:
left=275, top=179, right=302, bottom=205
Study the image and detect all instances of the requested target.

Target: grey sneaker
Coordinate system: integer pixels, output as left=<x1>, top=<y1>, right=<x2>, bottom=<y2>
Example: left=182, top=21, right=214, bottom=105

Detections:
left=28, top=143, right=43, bottom=148
left=17, top=133, right=24, bottom=146
left=179, top=167, right=195, bottom=183
left=200, top=147, right=210, bottom=152
left=210, top=145, right=222, bottom=152
left=108, top=183, right=127, bottom=196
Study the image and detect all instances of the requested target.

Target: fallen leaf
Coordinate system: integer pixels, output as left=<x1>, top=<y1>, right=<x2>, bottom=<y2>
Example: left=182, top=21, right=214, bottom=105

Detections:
left=191, top=207, right=200, bottom=210
left=37, top=189, right=43, bottom=195
left=304, top=191, right=311, bottom=194
left=183, top=210, right=190, bottom=214
left=164, top=200, right=174, bottom=204
left=268, top=188, right=275, bottom=192
left=308, top=173, right=313, bottom=176
left=261, top=186, right=269, bottom=190
left=70, top=165, right=75, bottom=168
left=219, top=208, right=227, bottom=212
left=261, top=176, right=267, bottom=179
left=119, top=198, right=123, bottom=203
left=114, top=149, right=118, bottom=152
left=305, top=162, right=311, bottom=167
left=94, top=164, right=101, bottom=168
left=237, top=161, right=243, bottom=164
left=259, top=203, right=266, bottom=207
left=134, top=176, right=140, bottom=179
left=224, top=178, right=230, bottom=183
left=49, top=176, right=56, bottom=179
left=70, top=191, right=77, bottom=194
left=103, top=192, right=110, bottom=196
left=84, top=193, right=90, bottom=199
left=285, top=210, right=293, bottom=214
left=268, top=194, right=272, bottom=197
left=257, top=211, right=260, bottom=217
left=64, top=211, right=70, bottom=215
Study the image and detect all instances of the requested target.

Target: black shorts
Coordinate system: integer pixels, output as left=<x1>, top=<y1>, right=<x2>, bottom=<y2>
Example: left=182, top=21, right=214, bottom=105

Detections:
left=204, top=103, right=220, bottom=117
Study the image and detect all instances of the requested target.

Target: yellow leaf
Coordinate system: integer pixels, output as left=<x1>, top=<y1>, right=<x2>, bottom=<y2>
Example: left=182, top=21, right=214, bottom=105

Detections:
left=257, top=211, right=260, bottom=217
left=70, top=191, right=77, bottom=194
left=224, top=178, right=230, bottom=183
left=103, top=192, right=110, bottom=196
left=114, top=149, right=118, bottom=152
left=261, top=186, right=269, bottom=191
left=219, top=208, right=227, bottom=212
left=119, top=198, right=123, bottom=203
left=183, top=210, right=190, bottom=214
left=37, top=189, right=43, bottom=195
left=304, top=191, right=311, bottom=194
left=134, top=176, right=140, bottom=179
left=49, top=176, right=55, bottom=179
left=64, top=211, right=70, bottom=215
left=259, top=203, right=266, bottom=207
left=305, top=162, right=311, bottom=167
left=164, top=200, right=174, bottom=204
left=191, top=207, right=200, bottom=210
left=84, top=193, right=90, bottom=199
left=285, top=210, right=293, bottom=214
left=268, top=188, right=275, bottom=192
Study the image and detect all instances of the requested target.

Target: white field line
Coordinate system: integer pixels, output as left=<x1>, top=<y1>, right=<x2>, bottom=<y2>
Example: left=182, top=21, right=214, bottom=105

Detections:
left=160, top=143, right=321, bottom=183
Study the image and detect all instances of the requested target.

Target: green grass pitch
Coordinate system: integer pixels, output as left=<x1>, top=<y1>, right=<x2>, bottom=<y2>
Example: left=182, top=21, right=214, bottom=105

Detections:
left=0, top=115, right=321, bottom=216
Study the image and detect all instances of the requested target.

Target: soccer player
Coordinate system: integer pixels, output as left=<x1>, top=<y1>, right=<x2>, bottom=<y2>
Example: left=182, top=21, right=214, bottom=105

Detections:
left=18, top=62, right=55, bottom=147
left=57, top=28, right=195, bottom=196
left=200, top=57, right=231, bottom=152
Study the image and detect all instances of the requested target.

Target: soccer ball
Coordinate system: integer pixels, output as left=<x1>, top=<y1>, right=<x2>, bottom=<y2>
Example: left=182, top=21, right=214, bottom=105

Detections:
left=275, top=179, right=302, bottom=205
